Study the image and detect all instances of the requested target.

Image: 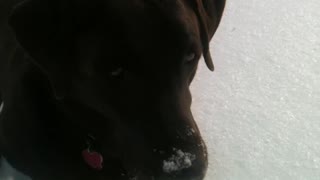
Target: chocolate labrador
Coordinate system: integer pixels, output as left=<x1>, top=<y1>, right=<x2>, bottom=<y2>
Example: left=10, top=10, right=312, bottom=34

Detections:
left=0, top=0, right=225, bottom=179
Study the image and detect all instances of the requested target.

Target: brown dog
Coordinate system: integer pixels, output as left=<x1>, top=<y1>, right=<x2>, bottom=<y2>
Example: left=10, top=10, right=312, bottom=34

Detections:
left=0, top=0, right=225, bottom=179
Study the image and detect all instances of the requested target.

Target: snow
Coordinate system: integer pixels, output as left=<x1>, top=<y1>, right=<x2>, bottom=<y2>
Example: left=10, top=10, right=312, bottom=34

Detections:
left=186, top=127, right=196, bottom=136
left=190, top=0, right=320, bottom=179
left=0, top=159, right=30, bottom=180
left=162, top=148, right=196, bottom=173
left=1, top=0, right=320, bottom=179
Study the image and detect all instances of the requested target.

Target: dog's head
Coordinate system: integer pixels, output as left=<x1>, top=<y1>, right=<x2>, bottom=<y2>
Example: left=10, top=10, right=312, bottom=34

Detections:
left=9, top=0, right=225, bottom=179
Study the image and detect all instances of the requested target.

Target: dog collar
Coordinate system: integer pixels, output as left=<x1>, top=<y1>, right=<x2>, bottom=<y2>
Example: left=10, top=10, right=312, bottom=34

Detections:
left=82, top=134, right=104, bottom=170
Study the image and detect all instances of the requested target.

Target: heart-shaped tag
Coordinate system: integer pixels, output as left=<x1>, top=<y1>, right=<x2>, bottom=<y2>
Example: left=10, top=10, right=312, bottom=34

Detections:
left=82, top=148, right=104, bottom=170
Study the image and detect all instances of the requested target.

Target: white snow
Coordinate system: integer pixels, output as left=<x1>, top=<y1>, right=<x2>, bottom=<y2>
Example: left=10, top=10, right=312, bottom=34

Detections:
left=163, top=148, right=196, bottom=173
left=191, top=0, right=320, bottom=179
left=186, top=127, right=196, bottom=136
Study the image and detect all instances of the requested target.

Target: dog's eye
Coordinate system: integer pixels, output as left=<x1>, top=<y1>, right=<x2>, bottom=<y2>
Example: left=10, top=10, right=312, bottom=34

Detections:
left=110, top=67, right=124, bottom=77
left=185, top=52, right=196, bottom=63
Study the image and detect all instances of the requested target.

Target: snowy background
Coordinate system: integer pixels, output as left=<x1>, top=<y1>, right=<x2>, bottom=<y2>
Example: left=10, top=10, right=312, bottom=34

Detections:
left=1, top=0, right=320, bottom=179
left=192, top=0, right=320, bottom=179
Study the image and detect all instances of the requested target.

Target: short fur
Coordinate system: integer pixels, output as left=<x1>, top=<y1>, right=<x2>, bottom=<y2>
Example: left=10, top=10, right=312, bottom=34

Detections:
left=0, top=0, right=225, bottom=179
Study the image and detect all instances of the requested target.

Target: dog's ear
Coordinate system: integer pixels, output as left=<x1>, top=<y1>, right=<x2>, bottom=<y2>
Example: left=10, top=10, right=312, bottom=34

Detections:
left=193, top=0, right=226, bottom=71
left=9, top=0, right=74, bottom=99
left=202, top=0, right=226, bottom=38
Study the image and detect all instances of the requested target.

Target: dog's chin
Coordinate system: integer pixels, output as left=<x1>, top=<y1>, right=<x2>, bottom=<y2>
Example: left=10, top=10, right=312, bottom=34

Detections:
left=105, top=121, right=207, bottom=179
left=123, top=167, right=207, bottom=180
left=115, top=135, right=208, bottom=180
left=67, top=100, right=207, bottom=180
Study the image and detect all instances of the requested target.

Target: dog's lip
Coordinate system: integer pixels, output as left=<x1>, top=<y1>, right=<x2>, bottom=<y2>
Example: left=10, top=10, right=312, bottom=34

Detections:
left=126, top=170, right=157, bottom=180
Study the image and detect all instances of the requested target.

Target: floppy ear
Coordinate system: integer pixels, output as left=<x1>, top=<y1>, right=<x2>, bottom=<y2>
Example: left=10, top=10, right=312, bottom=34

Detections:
left=193, top=0, right=226, bottom=71
left=9, top=0, right=74, bottom=99
left=201, top=0, right=226, bottom=38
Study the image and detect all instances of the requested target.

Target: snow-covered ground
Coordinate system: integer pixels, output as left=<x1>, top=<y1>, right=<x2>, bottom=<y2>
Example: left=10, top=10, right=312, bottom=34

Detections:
left=191, top=0, right=320, bottom=179
left=1, top=0, right=319, bottom=179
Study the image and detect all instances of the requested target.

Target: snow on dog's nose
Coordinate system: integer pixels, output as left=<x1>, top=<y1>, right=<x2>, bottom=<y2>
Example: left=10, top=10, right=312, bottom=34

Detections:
left=162, top=148, right=196, bottom=174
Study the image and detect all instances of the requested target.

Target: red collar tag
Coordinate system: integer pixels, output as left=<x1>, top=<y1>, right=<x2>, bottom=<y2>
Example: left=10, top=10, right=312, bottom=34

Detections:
left=82, top=148, right=104, bottom=170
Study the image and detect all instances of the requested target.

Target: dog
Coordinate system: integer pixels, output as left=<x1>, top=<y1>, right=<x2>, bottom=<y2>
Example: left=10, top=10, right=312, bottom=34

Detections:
left=0, top=0, right=225, bottom=179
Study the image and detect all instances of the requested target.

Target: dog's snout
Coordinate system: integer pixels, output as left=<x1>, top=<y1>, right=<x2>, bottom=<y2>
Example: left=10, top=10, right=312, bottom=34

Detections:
left=122, top=129, right=208, bottom=180
left=160, top=150, right=207, bottom=180
left=148, top=139, right=208, bottom=180
left=118, top=99, right=208, bottom=180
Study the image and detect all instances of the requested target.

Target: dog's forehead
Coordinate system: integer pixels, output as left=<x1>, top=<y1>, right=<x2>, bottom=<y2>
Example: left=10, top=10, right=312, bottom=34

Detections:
left=78, top=0, right=201, bottom=71
left=112, top=0, right=201, bottom=60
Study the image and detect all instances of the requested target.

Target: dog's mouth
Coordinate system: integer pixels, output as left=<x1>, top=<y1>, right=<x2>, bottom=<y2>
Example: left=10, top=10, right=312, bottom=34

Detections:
left=78, top=121, right=208, bottom=180
left=122, top=147, right=207, bottom=180
left=62, top=98, right=208, bottom=180
left=107, top=126, right=207, bottom=180
left=113, top=149, right=205, bottom=180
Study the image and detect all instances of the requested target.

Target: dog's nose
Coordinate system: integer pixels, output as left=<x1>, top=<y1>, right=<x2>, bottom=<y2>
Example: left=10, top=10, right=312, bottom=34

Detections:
left=152, top=128, right=208, bottom=180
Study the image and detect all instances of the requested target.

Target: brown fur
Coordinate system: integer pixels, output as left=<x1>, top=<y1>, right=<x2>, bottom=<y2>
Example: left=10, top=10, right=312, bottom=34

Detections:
left=0, top=0, right=225, bottom=179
